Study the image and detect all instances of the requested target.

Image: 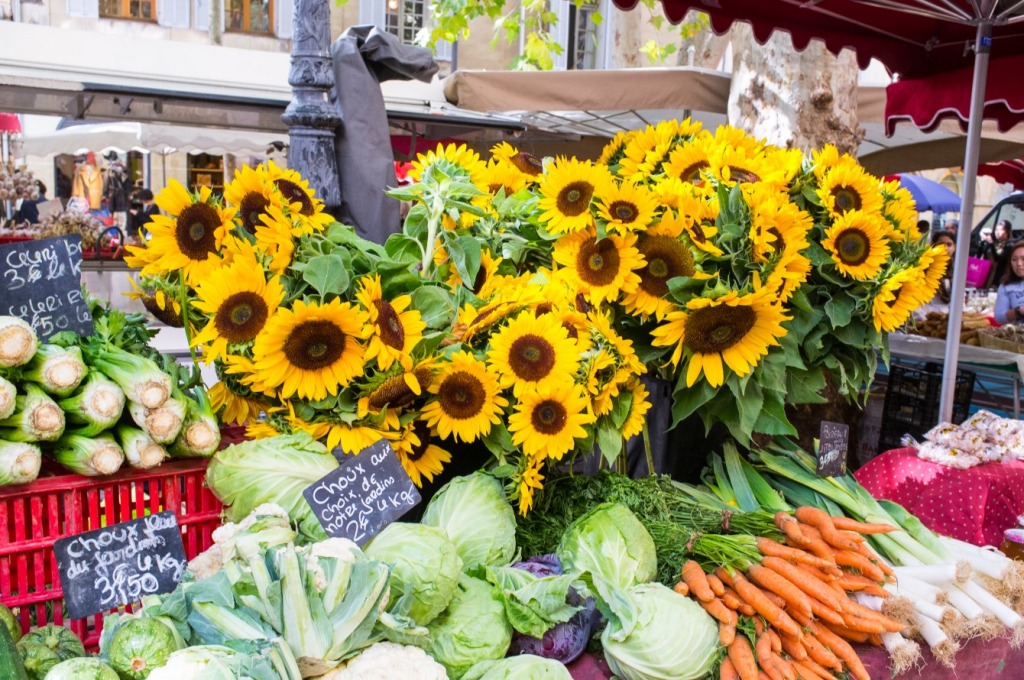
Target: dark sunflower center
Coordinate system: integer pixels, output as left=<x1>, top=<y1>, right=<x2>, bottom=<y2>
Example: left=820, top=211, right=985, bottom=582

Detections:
left=373, top=299, right=406, bottom=350
left=563, top=322, right=578, bottom=340
left=767, top=227, right=785, bottom=255
left=531, top=399, right=567, bottom=435
left=679, top=160, right=709, bottom=183
left=511, top=152, right=544, bottom=176
left=438, top=371, right=486, bottom=420
left=575, top=294, right=591, bottom=314
left=239, top=192, right=270, bottom=234
left=508, top=335, right=557, bottom=382
left=557, top=181, right=594, bottom=217
left=609, top=200, right=639, bottom=223
left=174, top=203, right=220, bottom=261
left=728, top=167, right=761, bottom=183
left=890, top=284, right=905, bottom=305
left=407, top=420, right=432, bottom=461
left=214, top=292, right=269, bottom=343
left=576, top=238, right=621, bottom=287
left=283, top=319, right=346, bottom=370
left=835, top=228, right=871, bottom=266
left=638, top=235, right=694, bottom=297
left=692, top=222, right=712, bottom=244
left=684, top=305, right=757, bottom=354
left=831, top=185, right=862, bottom=214
left=534, top=303, right=553, bottom=317
left=275, top=178, right=315, bottom=216
left=473, top=265, right=489, bottom=294
left=489, top=183, right=516, bottom=195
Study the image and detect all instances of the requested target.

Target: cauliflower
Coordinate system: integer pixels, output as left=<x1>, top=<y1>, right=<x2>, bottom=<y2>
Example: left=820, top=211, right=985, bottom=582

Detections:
left=318, top=642, right=448, bottom=680
left=187, top=544, right=225, bottom=581
left=239, top=503, right=291, bottom=529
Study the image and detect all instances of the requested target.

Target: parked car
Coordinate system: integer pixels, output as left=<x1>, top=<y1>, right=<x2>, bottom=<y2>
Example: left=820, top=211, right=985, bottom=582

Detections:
left=969, top=191, right=1024, bottom=256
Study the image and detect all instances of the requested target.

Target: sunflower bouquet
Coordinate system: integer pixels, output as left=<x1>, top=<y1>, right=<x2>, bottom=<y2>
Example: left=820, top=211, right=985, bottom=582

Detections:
left=394, top=120, right=948, bottom=448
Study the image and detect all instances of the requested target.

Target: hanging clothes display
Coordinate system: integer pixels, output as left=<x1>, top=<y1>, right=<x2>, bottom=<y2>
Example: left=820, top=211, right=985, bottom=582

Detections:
left=71, top=152, right=103, bottom=210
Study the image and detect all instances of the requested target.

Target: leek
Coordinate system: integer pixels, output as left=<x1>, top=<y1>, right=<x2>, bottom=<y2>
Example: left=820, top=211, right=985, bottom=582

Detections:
left=0, top=440, right=42, bottom=486
left=58, top=373, right=125, bottom=436
left=23, top=345, right=87, bottom=397
left=0, top=376, right=16, bottom=421
left=0, top=383, right=65, bottom=442
left=169, top=390, right=220, bottom=458
left=51, top=432, right=124, bottom=476
left=90, top=345, right=171, bottom=409
left=129, top=398, right=185, bottom=445
left=0, top=316, right=38, bottom=368
left=115, top=424, right=167, bottom=469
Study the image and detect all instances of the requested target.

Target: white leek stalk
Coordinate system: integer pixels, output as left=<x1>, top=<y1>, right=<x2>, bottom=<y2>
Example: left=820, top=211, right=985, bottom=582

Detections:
left=913, top=611, right=959, bottom=668
left=894, top=563, right=971, bottom=585
left=958, top=580, right=1024, bottom=647
left=23, top=345, right=87, bottom=397
left=0, top=316, right=38, bottom=368
left=881, top=632, right=921, bottom=676
left=0, top=440, right=41, bottom=486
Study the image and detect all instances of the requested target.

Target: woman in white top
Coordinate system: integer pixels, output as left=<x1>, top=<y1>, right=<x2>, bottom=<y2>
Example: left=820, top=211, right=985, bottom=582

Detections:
left=993, top=240, right=1024, bottom=324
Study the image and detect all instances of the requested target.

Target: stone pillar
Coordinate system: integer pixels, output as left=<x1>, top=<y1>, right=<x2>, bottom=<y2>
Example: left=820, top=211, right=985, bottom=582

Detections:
left=283, top=0, right=341, bottom=209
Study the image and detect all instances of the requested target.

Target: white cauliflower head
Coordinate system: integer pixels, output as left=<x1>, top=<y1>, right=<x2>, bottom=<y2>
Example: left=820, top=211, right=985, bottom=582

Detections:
left=328, top=642, right=448, bottom=680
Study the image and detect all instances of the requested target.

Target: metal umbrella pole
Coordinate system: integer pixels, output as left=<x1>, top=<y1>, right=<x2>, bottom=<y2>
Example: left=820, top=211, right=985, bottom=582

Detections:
left=939, top=14, right=994, bottom=423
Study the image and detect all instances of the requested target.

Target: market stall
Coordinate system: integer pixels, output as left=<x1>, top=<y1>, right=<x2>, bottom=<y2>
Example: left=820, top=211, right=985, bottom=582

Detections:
left=2, top=124, right=1023, bottom=680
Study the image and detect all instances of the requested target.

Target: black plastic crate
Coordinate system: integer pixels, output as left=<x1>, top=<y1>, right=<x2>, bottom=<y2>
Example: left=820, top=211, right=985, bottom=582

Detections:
left=878, top=362, right=975, bottom=451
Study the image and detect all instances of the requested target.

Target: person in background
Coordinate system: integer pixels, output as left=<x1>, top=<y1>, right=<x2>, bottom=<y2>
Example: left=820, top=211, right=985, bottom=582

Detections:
left=915, top=230, right=957, bottom=319
left=14, top=180, right=46, bottom=224
left=994, top=240, right=1024, bottom=325
left=987, top=220, right=1014, bottom=287
left=128, top=189, right=159, bottom=240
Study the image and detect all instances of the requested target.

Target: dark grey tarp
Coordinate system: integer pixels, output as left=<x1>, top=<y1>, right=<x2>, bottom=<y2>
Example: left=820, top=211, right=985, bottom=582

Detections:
left=330, top=26, right=438, bottom=244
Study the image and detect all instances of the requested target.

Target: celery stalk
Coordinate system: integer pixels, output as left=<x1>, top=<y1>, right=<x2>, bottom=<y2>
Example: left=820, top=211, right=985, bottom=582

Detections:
left=0, top=316, right=38, bottom=368
left=169, top=390, right=221, bottom=458
left=90, top=345, right=171, bottom=409
left=58, top=373, right=125, bottom=436
left=115, top=424, right=167, bottom=469
left=0, top=383, right=65, bottom=442
left=0, top=376, right=17, bottom=421
left=23, top=345, right=87, bottom=397
left=129, top=398, right=185, bottom=444
left=0, top=440, right=42, bottom=486
left=51, top=432, right=124, bottom=476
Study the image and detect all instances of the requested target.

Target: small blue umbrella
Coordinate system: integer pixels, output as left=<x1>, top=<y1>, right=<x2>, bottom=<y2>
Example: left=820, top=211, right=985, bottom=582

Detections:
left=887, top=173, right=962, bottom=213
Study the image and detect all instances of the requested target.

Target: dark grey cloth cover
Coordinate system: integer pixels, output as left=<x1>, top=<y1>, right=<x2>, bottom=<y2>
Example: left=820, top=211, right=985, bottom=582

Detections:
left=330, top=25, right=438, bottom=243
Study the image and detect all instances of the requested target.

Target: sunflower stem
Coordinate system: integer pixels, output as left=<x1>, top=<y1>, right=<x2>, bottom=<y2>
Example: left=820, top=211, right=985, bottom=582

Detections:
left=178, top=271, right=199, bottom=366
left=419, top=190, right=446, bottom=278
left=642, top=420, right=655, bottom=477
left=615, top=449, right=627, bottom=475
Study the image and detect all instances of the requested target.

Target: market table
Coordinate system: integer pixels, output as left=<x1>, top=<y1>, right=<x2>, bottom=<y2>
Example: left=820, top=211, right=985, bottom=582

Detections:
left=566, top=633, right=1024, bottom=678
left=854, top=447, right=1024, bottom=547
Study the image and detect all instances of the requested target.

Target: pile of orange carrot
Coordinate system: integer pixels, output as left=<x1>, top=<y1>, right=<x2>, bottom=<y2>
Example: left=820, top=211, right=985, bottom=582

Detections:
left=674, top=507, right=905, bottom=680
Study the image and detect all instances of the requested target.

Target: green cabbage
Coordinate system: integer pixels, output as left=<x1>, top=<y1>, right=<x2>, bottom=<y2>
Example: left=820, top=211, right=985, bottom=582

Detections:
left=42, top=657, right=119, bottom=680
left=17, top=641, right=60, bottom=680
left=365, top=523, right=463, bottom=626
left=601, top=582, right=718, bottom=680
left=421, top=472, right=518, bottom=572
left=0, top=602, right=18, bottom=643
left=556, top=503, right=656, bottom=591
left=425, top=575, right=512, bottom=679
left=108, top=617, right=181, bottom=679
left=205, top=433, right=339, bottom=541
left=463, top=655, right=573, bottom=679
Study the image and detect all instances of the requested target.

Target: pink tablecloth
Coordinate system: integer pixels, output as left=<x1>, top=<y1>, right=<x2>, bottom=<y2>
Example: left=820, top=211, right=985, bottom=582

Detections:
left=854, top=448, right=1024, bottom=547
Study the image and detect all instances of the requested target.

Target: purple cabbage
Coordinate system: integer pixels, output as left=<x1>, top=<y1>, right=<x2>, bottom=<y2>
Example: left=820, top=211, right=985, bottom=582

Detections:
left=506, top=554, right=599, bottom=664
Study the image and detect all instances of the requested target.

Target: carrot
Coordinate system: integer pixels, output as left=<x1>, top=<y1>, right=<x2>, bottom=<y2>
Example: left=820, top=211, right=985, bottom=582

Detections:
left=822, top=622, right=870, bottom=644
left=700, top=596, right=737, bottom=627
left=759, top=673, right=773, bottom=680
left=841, top=601, right=905, bottom=633
left=800, top=657, right=840, bottom=680
left=838, top=573, right=882, bottom=591
left=792, top=660, right=828, bottom=680
left=837, top=529, right=865, bottom=544
left=763, top=590, right=787, bottom=610
left=776, top=512, right=816, bottom=551
left=834, top=550, right=886, bottom=582
left=761, top=556, right=848, bottom=612
left=767, top=629, right=782, bottom=654
left=673, top=581, right=689, bottom=597
left=808, top=621, right=870, bottom=680
left=720, top=657, right=740, bottom=680
left=801, top=632, right=843, bottom=672
left=728, top=635, right=760, bottom=680
left=722, top=587, right=744, bottom=610
left=757, top=537, right=840, bottom=574
left=853, top=540, right=895, bottom=578
left=682, top=560, right=716, bottom=602
left=799, top=563, right=840, bottom=584
left=795, top=507, right=860, bottom=551
left=796, top=525, right=840, bottom=561
left=720, top=619, right=737, bottom=646
left=761, top=656, right=786, bottom=680
left=831, top=516, right=898, bottom=534
left=779, top=633, right=808, bottom=661
left=755, top=629, right=775, bottom=674
left=716, top=566, right=736, bottom=587
left=868, top=633, right=883, bottom=646
left=731, top=571, right=802, bottom=638
left=747, top=564, right=813, bottom=619
left=707, top=573, right=727, bottom=597
left=808, top=598, right=848, bottom=627
left=771, top=652, right=798, bottom=680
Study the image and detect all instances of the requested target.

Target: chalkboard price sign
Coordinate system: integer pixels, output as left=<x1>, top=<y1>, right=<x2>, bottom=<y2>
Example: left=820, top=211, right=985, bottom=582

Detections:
left=817, top=420, right=850, bottom=477
left=0, top=235, right=92, bottom=340
left=304, top=440, right=421, bottom=545
left=53, top=511, right=188, bottom=620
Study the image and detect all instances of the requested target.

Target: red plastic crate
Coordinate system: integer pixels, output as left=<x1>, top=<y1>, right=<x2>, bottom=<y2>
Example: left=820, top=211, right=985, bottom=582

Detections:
left=0, top=459, right=223, bottom=647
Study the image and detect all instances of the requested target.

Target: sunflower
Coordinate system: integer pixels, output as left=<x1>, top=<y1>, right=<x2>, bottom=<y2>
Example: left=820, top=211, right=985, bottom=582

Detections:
left=588, top=310, right=645, bottom=376
left=245, top=421, right=280, bottom=439
left=446, top=248, right=502, bottom=296
left=872, top=267, right=926, bottom=332
left=515, top=458, right=545, bottom=516
left=459, top=284, right=546, bottom=343
left=487, top=310, right=581, bottom=396
left=420, top=350, right=507, bottom=443
left=251, top=298, right=368, bottom=401
left=817, top=163, right=884, bottom=219
left=621, top=379, right=652, bottom=440
left=490, top=141, right=546, bottom=178
left=123, top=180, right=235, bottom=286
left=919, top=244, right=950, bottom=296
left=363, top=363, right=435, bottom=411
left=822, top=212, right=892, bottom=281
left=553, top=228, right=644, bottom=305
left=222, top=353, right=278, bottom=398
left=810, top=144, right=846, bottom=180
left=261, top=160, right=333, bottom=234
left=326, top=421, right=390, bottom=455
left=355, top=275, right=426, bottom=371
left=411, top=143, right=487, bottom=185
left=537, top=158, right=615, bottom=234
left=651, top=289, right=789, bottom=388
left=388, top=419, right=452, bottom=487
left=597, top=130, right=634, bottom=168
left=508, top=382, right=595, bottom=460
left=191, top=256, right=285, bottom=363
left=665, top=197, right=725, bottom=257
left=254, top=205, right=298, bottom=274
left=764, top=251, right=812, bottom=303
left=745, top=184, right=813, bottom=263
left=662, top=136, right=713, bottom=187
left=208, top=381, right=266, bottom=425
left=595, top=181, right=659, bottom=234
left=223, top=164, right=287, bottom=234
left=617, top=119, right=700, bottom=181
left=882, top=179, right=922, bottom=240
left=621, top=228, right=698, bottom=319
left=479, top=159, right=531, bottom=198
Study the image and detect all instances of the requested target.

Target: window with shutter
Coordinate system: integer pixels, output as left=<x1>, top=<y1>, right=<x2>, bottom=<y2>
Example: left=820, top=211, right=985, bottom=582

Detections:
left=101, top=0, right=156, bottom=21
left=364, top=0, right=449, bottom=59
left=156, top=0, right=190, bottom=27
left=274, top=0, right=292, bottom=39
left=551, top=0, right=609, bottom=70
left=66, top=0, right=100, bottom=18
left=225, top=0, right=273, bottom=33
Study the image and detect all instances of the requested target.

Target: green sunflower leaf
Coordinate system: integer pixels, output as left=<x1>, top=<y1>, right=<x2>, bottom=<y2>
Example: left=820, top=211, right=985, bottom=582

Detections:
left=411, top=285, right=457, bottom=331
left=302, top=253, right=350, bottom=297
left=754, top=393, right=798, bottom=437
